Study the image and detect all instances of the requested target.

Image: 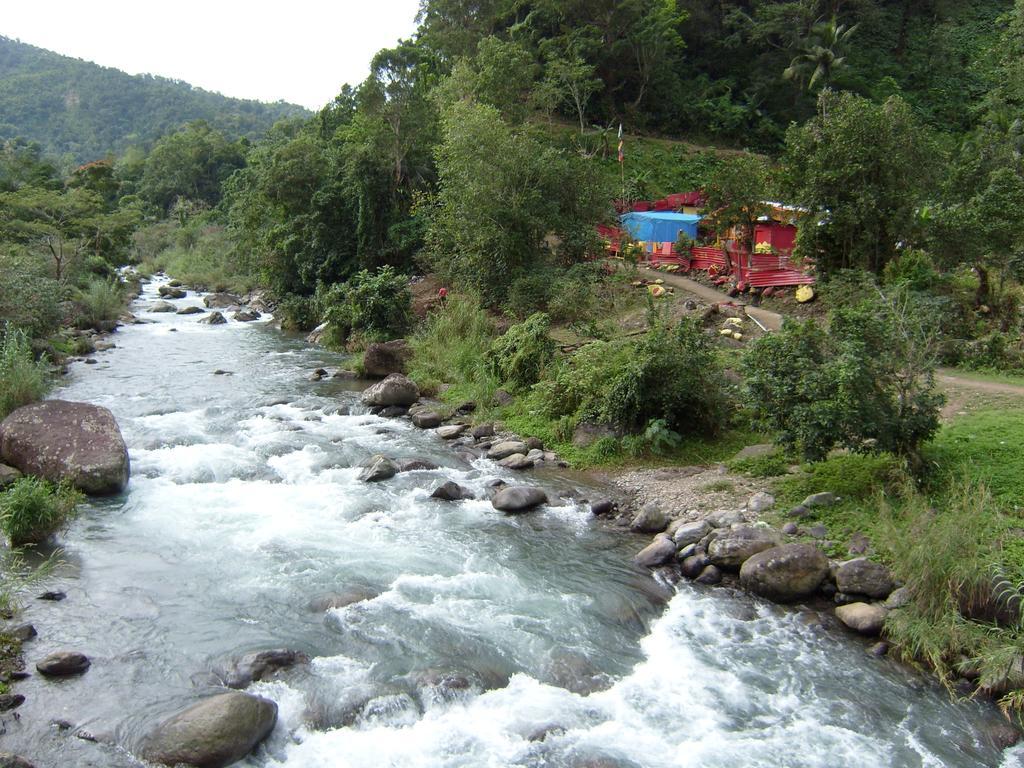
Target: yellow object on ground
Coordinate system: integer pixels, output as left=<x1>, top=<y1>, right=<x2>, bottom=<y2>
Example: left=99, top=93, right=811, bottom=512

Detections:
left=719, top=328, right=733, bottom=336
left=723, top=317, right=743, bottom=327
left=795, top=284, right=815, bottom=303
left=732, top=332, right=743, bottom=341
left=654, top=278, right=664, bottom=285
left=648, top=284, right=666, bottom=297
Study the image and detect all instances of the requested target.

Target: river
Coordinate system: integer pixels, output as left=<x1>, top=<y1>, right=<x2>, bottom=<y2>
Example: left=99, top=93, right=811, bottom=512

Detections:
left=2, top=279, right=1021, bottom=767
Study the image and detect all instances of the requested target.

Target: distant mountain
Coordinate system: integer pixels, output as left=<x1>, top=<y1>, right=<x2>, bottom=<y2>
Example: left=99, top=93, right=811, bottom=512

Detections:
left=0, top=36, right=310, bottom=162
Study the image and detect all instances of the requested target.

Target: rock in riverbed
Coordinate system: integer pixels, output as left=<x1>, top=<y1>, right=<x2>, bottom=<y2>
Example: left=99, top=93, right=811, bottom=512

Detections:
left=224, top=649, right=309, bottom=689
left=149, top=301, right=176, bottom=313
left=36, top=651, right=90, bottom=677
left=634, top=534, right=677, bottom=568
left=0, top=464, right=21, bottom=489
left=176, top=306, right=204, bottom=315
left=835, top=558, right=894, bottom=599
left=362, top=340, right=411, bottom=378
left=204, top=293, right=241, bottom=309
left=487, top=441, right=528, bottom=460
left=707, top=526, right=782, bottom=569
left=630, top=504, right=669, bottom=534
left=411, top=410, right=443, bottom=429
left=431, top=481, right=473, bottom=501
left=199, top=312, right=228, bottom=325
left=0, top=754, right=36, bottom=768
left=142, top=691, right=277, bottom=768
left=0, top=400, right=129, bottom=495
left=491, top=486, right=546, bottom=513
left=498, top=453, right=534, bottom=470
left=358, top=455, right=398, bottom=482
left=157, top=286, right=186, bottom=299
left=835, top=602, right=888, bottom=636
left=739, top=543, right=829, bottom=602
left=436, top=424, right=467, bottom=440
left=361, top=374, right=419, bottom=407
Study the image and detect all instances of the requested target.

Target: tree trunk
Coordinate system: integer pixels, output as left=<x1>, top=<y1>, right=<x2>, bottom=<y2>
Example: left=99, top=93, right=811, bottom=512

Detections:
left=975, top=263, right=990, bottom=308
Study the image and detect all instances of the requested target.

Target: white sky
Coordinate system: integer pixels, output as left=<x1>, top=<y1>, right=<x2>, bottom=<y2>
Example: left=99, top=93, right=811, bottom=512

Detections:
left=1, top=1, right=423, bottom=110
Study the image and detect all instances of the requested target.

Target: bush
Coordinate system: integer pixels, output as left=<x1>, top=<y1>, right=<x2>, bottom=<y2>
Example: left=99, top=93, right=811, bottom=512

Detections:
left=485, top=313, right=555, bottom=390
left=0, top=477, right=81, bottom=547
left=408, top=294, right=497, bottom=398
left=318, top=266, right=412, bottom=348
left=277, top=295, right=318, bottom=332
left=0, top=328, right=49, bottom=420
left=743, top=290, right=944, bottom=463
left=0, top=249, right=63, bottom=340
left=535, top=318, right=726, bottom=435
left=75, top=278, right=126, bottom=330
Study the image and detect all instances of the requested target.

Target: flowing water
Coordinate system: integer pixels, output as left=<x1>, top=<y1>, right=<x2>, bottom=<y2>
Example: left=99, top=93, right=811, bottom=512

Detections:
left=3, top=280, right=1022, bottom=768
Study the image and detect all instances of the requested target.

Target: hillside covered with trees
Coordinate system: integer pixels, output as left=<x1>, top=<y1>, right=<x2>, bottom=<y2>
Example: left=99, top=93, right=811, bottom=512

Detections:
left=0, top=36, right=309, bottom=163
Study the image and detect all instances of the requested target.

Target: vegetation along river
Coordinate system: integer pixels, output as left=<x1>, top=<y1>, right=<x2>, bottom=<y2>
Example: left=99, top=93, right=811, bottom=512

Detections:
left=5, top=280, right=1021, bottom=768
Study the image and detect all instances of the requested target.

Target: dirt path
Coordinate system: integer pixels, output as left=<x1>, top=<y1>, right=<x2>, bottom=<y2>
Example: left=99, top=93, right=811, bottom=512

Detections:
left=937, top=368, right=1024, bottom=419
left=639, top=267, right=785, bottom=332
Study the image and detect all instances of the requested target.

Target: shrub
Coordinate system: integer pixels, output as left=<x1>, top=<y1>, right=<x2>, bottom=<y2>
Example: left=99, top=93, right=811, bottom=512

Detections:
left=277, top=295, right=318, bottom=332
left=728, top=451, right=790, bottom=477
left=0, top=249, right=63, bottom=340
left=743, top=289, right=944, bottom=464
left=506, top=272, right=555, bottom=319
left=883, top=249, right=941, bottom=291
left=318, top=266, right=412, bottom=347
left=486, top=313, right=555, bottom=390
left=75, top=278, right=126, bottom=330
left=0, top=328, right=49, bottom=420
left=0, top=477, right=81, bottom=547
left=408, top=294, right=497, bottom=398
left=535, top=318, right=726, bottom=435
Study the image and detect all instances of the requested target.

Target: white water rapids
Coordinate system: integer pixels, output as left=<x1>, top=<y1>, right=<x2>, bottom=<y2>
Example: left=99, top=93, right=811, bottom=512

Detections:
left=2, top=279, right=1021, bottom=768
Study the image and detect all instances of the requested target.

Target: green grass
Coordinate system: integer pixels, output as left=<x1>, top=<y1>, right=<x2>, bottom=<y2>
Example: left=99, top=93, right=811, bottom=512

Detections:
left=75, top=277, right=127, bottom=330
left=0, top=328, right=49, bottom=420
left=946, top=367, right=1024, bottom=388
left=728, top=450, right=790, bottom=478
left=924, top=409, right=1024, bottom=510
left=0, top=477, right=82, bottom=547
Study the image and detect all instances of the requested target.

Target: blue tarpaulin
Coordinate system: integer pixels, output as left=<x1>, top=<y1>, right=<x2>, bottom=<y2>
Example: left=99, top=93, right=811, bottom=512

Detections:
left=619, top=211, right=701, bottom=243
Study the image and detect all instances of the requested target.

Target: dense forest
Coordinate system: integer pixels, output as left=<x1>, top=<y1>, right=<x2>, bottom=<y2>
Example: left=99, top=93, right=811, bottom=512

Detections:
left=3, top=0, right=1024, bottom=723
left=0, top=36, right=308, bottom=163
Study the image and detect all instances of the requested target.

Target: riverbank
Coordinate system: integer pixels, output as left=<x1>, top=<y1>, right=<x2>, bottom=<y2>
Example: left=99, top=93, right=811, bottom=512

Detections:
left=1, top=277, right=1019, bottom=767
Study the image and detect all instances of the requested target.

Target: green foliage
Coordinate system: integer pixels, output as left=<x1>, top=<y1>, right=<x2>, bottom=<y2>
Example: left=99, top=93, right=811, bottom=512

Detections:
left=0, top=36, right=307, bottom=163
left=743, top=290, right=944, bottom=463
left=0, top=248, right=62, bottom=339
left=703, top=154, right=774, bottom=251
left=0, top=548, right=60, bottom=619
left=425, top=100, right=606, bottom=305
left=728, top=451, right=790, bottom=478
left=276, top=295, right=318, bottom=333
left=534, top=317, right=726, bottom=435
left=925, top=409, right=1024, bottom=510
left=0, top=328, right=48, bottom=420
left=74, top=278, right=126, bottom=330
left=783, top=91, right=938, bottom=275
left=775, top=452, right=905, bottom=505
left=317, top=266, right=412, bottom=347
left=0, top=477, right=81, bottom=547
left=408, top=294, right=498, bottom=401
left=485, top=313, right=556, bottom=391
left=137, top=220, right=255, bottom=294
left=139, top=122, right=246, bottom=212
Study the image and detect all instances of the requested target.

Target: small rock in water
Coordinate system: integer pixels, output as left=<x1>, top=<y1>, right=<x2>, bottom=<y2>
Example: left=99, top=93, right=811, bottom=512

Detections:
left=308, top=587, right=378, bottom=612
left=198, top=311, right=227, bottom=325
left=357, top=455, right=398, bottom=482
left=8, top=623, right=36, bottom=641
left=213, top=370, right=233, bottom=376
left=589, top=499, right=616, bottom=516
left=498, top=453, right=534, bottom=470
left=379, top=405, right=409, bottom=418
left=412, top=410, right=443, bottom=429
left=634, top=535, right=677, bottom=568
left=436, top=424, right=467, bottom=440
left=175, top=306, right=203, bottom=315
left=431, top=481, right=472, bottom=501
left=224, top=649, right=310, bottom=689
left=396, top=458, right=440, bottom=472
left=0, top=754, right=37, bottom=768
left=36, top=650, right=90, bottom=677
left=694, top=565, right=723, bottom=585
left=869, top=641, right=890, bottom=657
left=487, top=441, right=528, bottom=460
left=0, top=694, right=25, bottom=711
left=38, top=591, right=66, bottom=602
left=491, top=486, right=546, bottom=513
left=680, top=553, right=709, bottom=579
left=84, top=358, right=98, bottom=365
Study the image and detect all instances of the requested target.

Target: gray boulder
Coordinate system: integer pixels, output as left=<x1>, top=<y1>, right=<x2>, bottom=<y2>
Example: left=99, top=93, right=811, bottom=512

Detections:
left=431, top=481, right=473, bottom=501
left=199, top=312, right=228, bottom=325
left=36, top=651, right=90, bottom=677
left=836, top=558, right=894, bottom=599
left=307, top=587, right=377, bottom=612
left=0, top=400, right=129, bottom=495
left=362, top=340, right=411, bottom=378
left=884, top=586, right=912, bottom=609
left=739, top=544, right=829, bottom=602
left=498, top=453, right=534, bottom=470
left=835, top=602, right=888, bottom=636
left=487, top=441, right=528, bottom=460
left=396, top=458, right=439, bottom=472
left=436, top=424, right=467, bottom=440
left=634, top=534, right=676, bottom=568
left=157, top=285, right=186, bottom=299
left=491, top=486, right=546, bottom=513
left=358, top=455, right=398, bottom=482
left=361, top=374, right=419, bottom=407
left=0, top=464, right=21, bottom=489
left=630, top=503, right=670, bottom=534
left=695, top=565, right=723, bottom=585
left=176, top=306, right=204, bottom=315
left=707, top=525, right=782, bottom=569
left=747, top=492, right=775, bottom=513
left=572, top=422, right=615, bottom=448
left=233, top=310, right=261, bottom=322
left=224, top=649, right=309, bottom=689
left=203, top=292, right=242, bottom=309
left=411, top=410, right=443, bottom=429
left=149, top=301, right=176, bottom=313
left=142, top=692, right=277, bottom=768
left=802, top=492, right=838, bottom=508
left=0, top=755, right=35, bottom=768
left=706, top=509, right=746, bottom=528
left=471, top=424, right=495, bottom=439
left=672, top=520, right=711, bottom=548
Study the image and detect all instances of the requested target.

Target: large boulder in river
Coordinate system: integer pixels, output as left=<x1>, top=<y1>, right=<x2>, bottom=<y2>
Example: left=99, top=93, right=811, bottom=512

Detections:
left=361, top=374, right=419, bottom=407
left=36, top=650, right=90, bottom=677
left=739, top=543, right=829, bottom=602
left=835, top=558, right=894, bottom=599
left=142, top=691, right=277, bottom=768
left=362, top=340, right=411, bottom=378
left=204, top=293, right=242, bottom=309
left=707, top=525, right=782, bottom=570
left=0, top=400, right=129, bottom=495
left=491, top=486, right=546, bottom=513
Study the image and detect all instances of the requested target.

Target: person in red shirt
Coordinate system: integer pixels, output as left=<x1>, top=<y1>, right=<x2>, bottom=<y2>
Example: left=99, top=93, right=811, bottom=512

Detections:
left=438, top=287, right=448, bottom=305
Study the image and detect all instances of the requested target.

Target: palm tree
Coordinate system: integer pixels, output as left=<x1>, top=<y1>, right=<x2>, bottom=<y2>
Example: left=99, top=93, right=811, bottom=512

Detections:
left=784, top=17, right=858, bottom=91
